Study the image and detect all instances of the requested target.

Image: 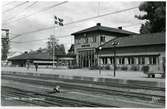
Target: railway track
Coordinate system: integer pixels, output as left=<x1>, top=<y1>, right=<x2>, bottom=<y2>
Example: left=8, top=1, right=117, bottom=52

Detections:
left=2, top=74, right=165, bottom=105
left=2, top=86, right=116, bottom=107
left=2, top=72, right=165, bottom=91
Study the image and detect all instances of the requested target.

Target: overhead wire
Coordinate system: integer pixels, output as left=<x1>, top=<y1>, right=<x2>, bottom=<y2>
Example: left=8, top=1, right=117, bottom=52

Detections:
left=10, top=22, right=142, bottom=45
left=3, top=1, right=29, bottom=13
left=10, top=35, right=71, bottom=44
left=2, top=1, right=16, bottom=7
left=5, top=1, right=39, bottom=22
left=9, top=6, right=139, bottom=41
left=4, top=1, right=68, bottom=24
left=11, top=38, right=49, bottom=43
left=121, top=22, right=143, bottom=28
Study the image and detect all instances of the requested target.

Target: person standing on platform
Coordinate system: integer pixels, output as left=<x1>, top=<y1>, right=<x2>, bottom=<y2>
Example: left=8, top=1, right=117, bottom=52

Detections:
left=35, top=63, right=38, bottom=72
left=26, top=61, right=30, bottom=70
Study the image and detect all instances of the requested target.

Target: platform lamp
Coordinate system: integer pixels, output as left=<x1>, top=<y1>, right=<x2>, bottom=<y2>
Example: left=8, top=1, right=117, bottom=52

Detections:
left=99, top=46, right=102, bottom=75
left=112, top=41, right=119, bottom=77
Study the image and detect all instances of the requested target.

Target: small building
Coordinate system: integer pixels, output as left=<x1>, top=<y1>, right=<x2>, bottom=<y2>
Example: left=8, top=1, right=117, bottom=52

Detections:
left=71, top=23, right=136, bottom=68
left=8, top=50, right=75, bottom=67
left=98, top=32, right=165, bottom=72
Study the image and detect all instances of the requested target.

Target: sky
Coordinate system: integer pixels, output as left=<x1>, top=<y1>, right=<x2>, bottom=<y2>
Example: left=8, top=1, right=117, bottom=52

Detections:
left=1, top=0, right=145, bottom=57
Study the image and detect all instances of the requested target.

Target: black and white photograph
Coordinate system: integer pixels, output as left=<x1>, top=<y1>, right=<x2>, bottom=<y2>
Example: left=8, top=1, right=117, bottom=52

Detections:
left=1, top=0, right=166, bottom=108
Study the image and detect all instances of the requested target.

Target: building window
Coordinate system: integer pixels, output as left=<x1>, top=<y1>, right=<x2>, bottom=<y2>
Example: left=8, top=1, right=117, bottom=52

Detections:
left=85, top=37, right=88, bottom=43
left=119, top=57, right=125, bottom=64
left=75, top=39, right=79, bottom=44
left=75, top=39, right=77, bottom=44
left=79, top=38, right=82, bottom=44
left=75, top=38, right=79, bottom=44
left=110, top=57, right=114, bottom=64
left=149, top=56, right=157, bottom=64
left=102, top=58, right=104, bottom=64
left=138, top=57, right=145, bottom=65
left=102, top=57, right=107, bottom=64
left=128, top=57, right=135, bottom=64
left=93, top=36, right=96, bottom=42
left=100, top=36, right=105, bottom=43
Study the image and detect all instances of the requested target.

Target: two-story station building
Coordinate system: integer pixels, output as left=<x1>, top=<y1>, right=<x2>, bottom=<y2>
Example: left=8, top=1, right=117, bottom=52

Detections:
left=71, top=23, right=136, bottom=68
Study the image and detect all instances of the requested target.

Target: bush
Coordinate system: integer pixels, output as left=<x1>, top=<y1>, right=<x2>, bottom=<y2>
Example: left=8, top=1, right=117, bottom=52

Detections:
left=141, top=66, right=149, bottom=73
left=121, top=66, right=128, bottom=71
left=89, top=65, right=104, bottom=70
left=89, top=65, right=98, bottom=70
left=68, top=65, right=80, bottom=69
left=131, top=65, right=139, bottom=71
left=104, top=65, right=110, bottom=70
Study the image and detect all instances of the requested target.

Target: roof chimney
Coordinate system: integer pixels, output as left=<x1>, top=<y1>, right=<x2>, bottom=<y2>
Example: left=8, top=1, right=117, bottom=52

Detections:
left=118, top=26, right=122, bottom=30
left=96, top=23, right=101, bottom=26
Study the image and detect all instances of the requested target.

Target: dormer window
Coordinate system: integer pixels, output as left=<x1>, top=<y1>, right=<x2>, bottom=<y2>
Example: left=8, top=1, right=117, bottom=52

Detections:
left=93, top=36, right=96, bottom=42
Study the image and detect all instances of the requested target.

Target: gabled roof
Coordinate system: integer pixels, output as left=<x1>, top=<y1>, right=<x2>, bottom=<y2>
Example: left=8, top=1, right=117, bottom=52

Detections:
left=8, top=52, right=30, bottom=60
left=8, top=51, right=50, bottom=60
left=8, top=50, right=66, bottom=61
left=71, top=23, right=136, bottom=36
left=100, top=32, right=165, bottom=49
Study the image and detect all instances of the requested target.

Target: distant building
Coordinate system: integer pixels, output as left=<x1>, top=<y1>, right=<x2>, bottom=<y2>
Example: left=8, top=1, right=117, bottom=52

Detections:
left=8, top=49, right=75, bottom=67
left=98, top=32, right=165, bottom=72
left=71, top=23, right=136, bottom=68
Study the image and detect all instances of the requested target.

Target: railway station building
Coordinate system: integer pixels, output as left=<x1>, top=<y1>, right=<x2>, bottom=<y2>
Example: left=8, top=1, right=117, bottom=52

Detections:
left=71, top=23, right=165, bottom=72
left=71, top=23, right=136, bottom=68
left=98, top=32, right=165, bottom=72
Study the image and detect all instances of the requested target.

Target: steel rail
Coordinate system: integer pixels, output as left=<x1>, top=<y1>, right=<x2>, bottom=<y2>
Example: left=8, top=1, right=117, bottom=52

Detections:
left=2, top=92, right=52, bottom=106
left=2, top=86, right=117, bottom=107
left=2, top=72, right=165, bottom=91
left=2, top=75, right=165, bottom=105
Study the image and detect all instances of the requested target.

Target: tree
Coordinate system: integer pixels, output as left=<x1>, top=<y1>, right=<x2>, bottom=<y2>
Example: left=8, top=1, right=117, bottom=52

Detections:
left=68, top=44, right=74, bottom=55
left=46, top=36, right=66, bottom=57
left=59, top=44, right=66, bottom=55
left=135, top=2, right=166, bottom=33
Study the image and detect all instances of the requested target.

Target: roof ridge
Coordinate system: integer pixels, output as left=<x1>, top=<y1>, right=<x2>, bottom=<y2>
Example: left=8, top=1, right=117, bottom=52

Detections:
left=71, top=24, right=136, bottom=35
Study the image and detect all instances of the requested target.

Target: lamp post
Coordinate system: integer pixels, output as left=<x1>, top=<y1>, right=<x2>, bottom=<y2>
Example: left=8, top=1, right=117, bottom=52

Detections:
left=112, top=41, right=119, bottom=77
left=99, top=46, right=102, bottom=75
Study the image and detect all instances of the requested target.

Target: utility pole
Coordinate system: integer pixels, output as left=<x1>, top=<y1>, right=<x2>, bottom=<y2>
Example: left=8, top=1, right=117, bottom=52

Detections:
left=50, top=35, right=56, bottom=68
left=1, top=29, right=9, bottom=61
left=52, top=16, right=64, bottom=69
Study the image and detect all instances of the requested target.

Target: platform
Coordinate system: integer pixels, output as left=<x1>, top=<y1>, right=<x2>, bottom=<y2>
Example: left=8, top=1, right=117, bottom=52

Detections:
left=2, top=67, right=165, bottom=88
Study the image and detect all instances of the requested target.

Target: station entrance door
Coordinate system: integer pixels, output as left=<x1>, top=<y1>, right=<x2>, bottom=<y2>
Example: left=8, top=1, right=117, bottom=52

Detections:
left=78, top=50, right=95, bottom=68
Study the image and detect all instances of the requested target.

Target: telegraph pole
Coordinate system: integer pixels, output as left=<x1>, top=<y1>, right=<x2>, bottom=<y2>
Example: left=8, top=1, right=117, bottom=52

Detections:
left=1, top=29, right=9, bottom=61
left=52, top=16, right=64, bottom=69
left=50, top=35, right=56, bottom=68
